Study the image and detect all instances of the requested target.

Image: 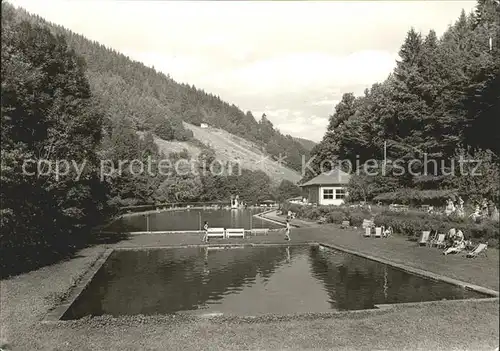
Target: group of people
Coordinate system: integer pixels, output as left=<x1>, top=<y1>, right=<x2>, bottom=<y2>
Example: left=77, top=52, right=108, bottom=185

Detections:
left=470, top=198, right=499, bottom=222
left=444, top=197, right=465, bottom=217
left=442, top=196, right=500, bottom=223
left=442, top=228, right=467, bottom=255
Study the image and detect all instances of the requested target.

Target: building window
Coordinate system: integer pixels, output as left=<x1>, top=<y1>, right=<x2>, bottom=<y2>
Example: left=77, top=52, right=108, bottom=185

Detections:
left=335, top=188, right=346, bottom=199
left=323, top=189, right=334, bottom=199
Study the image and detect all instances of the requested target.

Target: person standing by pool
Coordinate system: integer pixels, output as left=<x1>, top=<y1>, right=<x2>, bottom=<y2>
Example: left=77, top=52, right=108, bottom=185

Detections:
left=203, top=221, right=209, bottom=242
left=285, top=219, right=291, bottom=241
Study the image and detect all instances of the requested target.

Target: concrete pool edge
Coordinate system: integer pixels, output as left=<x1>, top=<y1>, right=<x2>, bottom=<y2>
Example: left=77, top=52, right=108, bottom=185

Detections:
left=253, top=209, right=293, bottom=227
left=42, top=248, right=114, bottom=323
left=319, top=243, right=500, bottom=298
left=112, top=242, right=314, bottom=250
left=123, top=228, right=285, bottom=235
left=42, top=242, right=499, bottom=324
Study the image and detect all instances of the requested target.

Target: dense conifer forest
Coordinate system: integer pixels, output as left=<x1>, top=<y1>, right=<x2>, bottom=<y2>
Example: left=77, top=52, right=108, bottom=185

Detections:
left=305, top=0, right=500, bottom=205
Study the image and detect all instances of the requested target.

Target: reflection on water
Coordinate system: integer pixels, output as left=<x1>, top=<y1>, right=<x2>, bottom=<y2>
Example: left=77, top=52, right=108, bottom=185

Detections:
left=106, top=208, right=282, bottom=232
left=63, top=245, right=487, bottom=319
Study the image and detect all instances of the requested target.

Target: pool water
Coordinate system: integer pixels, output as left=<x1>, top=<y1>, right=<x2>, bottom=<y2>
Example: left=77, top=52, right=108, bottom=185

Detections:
left=63, top=245, right=487, bottom=319
left=107, top=208, right=282, bottom=232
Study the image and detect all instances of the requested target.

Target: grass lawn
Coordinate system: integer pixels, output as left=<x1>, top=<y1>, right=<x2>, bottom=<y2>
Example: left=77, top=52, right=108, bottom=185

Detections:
left=1, top=217, right=498, bottom=350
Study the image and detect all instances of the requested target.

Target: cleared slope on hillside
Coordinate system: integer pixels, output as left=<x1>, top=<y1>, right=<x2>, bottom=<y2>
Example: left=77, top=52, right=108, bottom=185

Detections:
left=184, top=123, right=302, bottom=184
left=137, top=126, right=302, bottom=184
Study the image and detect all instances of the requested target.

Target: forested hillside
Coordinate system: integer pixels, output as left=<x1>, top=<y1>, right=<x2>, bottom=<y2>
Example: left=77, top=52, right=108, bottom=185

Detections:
left=306, top=0, right=500, bottom=205
left=8, top=4, right=310, bottom=174
left=294, top=137, right=317, bottom=152
left=1, top=5, right=109, bottom=275
left=0, top=2, right=304, bottom=275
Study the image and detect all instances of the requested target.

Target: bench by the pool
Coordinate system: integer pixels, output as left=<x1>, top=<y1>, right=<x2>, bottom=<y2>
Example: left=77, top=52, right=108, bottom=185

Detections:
left=206, top=227, right=225, bottom=239
left=226, top=228, right=245, bottom=239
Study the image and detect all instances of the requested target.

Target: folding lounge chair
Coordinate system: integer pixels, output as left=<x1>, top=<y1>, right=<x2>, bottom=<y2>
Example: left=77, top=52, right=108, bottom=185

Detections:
left=466, top=243, right=488, bottom=258
left=364, top=226, right=372, bottom=237
left=429, top=233, right=446, bottom=248
left=426, top=230, right=437, bottom=247
left=418, top=231, right=431, bottom=246
left=374, top=227, right=383, bottom=238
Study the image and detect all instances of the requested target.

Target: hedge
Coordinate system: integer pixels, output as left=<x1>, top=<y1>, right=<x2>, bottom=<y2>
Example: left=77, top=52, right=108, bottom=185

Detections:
left=280, top=202, right=499, bottom=247
left=374, top=189, right=459, bottom=204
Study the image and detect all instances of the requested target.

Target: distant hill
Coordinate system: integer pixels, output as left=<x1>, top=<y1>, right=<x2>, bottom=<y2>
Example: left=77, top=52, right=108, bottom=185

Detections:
left=294, top=138, right=317, bottom=152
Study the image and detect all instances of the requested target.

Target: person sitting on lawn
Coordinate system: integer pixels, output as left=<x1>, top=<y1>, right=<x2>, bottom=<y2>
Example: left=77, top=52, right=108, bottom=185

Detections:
left=445, top=228, right=457, bottom=248
left=443, top=238, right=466, bottom=255
left=443, top=229, right=466, bottom=255
left=455, top=229, right=464, bottom=244
left=383, top=226, right=393, bottom=238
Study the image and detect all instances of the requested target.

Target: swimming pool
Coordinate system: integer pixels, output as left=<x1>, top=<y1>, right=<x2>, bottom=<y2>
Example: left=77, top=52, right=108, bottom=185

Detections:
left=61, top=244, right=489, bottom=319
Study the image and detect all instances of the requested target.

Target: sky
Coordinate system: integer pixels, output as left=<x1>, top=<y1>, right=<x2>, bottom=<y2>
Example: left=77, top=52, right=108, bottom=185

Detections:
left=9, top=0, right=476, bottom=142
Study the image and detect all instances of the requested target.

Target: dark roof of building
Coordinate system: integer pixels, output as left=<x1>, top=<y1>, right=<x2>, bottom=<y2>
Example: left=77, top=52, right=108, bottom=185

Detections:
left=300, top=169, right=351, bottom=187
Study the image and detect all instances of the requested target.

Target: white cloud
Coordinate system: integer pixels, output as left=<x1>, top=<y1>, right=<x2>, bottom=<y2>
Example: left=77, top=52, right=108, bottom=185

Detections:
left=196, top=50, right=397, bottom=96
left=312, top=99, right=340, bottom=107
left=252, top=109, right=328, bottom=142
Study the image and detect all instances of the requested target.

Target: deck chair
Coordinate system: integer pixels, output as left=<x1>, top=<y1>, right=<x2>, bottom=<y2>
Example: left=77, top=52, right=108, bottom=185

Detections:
left=340, top=220, right=350, bottom=229
left=364, top=226, right=372, bottom=237
left=418, top=230, right=431, bottom=246
left=429, top=233, right=446, bottom=248
left=374, top=227, right=383, bottom=238
left=466, top=243, right=488, bottom=258
left=426, top=230, right=437, bottom=247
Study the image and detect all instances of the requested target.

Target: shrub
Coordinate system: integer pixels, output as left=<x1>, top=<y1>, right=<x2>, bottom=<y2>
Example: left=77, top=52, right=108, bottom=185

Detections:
left=327, top=211, right=345, bottom=224
left=347, top=213, right=365, bottom=227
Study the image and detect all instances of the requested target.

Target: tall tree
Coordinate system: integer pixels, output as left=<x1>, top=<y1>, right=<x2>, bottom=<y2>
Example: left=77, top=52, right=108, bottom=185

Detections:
left=1, top=13, right=107, bottom=271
